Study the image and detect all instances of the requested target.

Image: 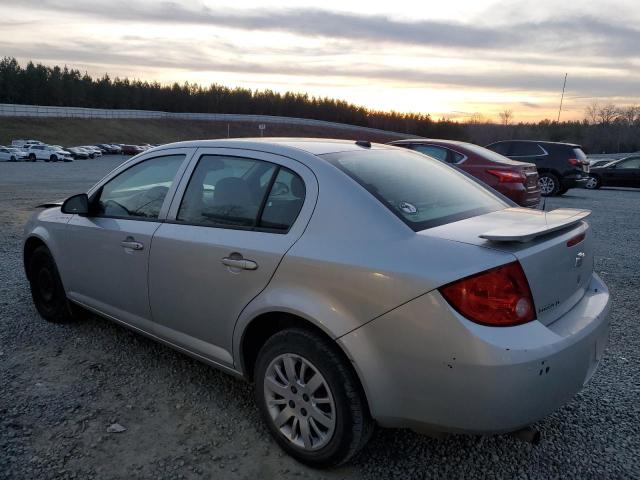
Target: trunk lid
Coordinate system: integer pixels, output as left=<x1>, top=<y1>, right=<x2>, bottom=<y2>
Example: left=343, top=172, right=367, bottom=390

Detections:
left=423, top=208, right=594, bottom=326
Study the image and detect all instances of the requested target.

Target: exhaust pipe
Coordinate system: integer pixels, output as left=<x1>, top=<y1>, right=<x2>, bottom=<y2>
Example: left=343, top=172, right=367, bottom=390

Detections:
left=509, top=426, right=541, bottom=445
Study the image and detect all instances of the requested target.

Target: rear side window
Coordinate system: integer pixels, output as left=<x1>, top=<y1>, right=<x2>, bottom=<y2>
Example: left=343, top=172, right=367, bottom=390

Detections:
left=411, top=145, right=448, bottom=162
left=324, top=150, right=506, bottom=231
left=510, top=142, right=546, bottom=156
left=177, top=155, right=305, bottom=232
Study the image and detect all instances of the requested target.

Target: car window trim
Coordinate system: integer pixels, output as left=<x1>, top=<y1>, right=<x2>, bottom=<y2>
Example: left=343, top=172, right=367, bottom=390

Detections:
left=169, top=152, right=304, bottom=235
left=86, top=148, right=195, bottom=222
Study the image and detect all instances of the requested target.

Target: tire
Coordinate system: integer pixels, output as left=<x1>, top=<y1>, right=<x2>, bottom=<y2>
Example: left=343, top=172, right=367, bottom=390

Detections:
left=50, top=154, right=58, bottom=162
left=254, top=328, right=373, bottom=467
left=27, top=246, right=79, bottom=323
left=538, top=172, right=560, bottom=196
left=29, top=153, right=36, bottom=162
left=10, top=155, right=16, bottom=162
left=585, top=176, right=601, bottom=190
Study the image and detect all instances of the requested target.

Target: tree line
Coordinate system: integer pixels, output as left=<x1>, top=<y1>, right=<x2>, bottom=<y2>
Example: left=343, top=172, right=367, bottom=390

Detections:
left=0, top=57, right=638, bottom=153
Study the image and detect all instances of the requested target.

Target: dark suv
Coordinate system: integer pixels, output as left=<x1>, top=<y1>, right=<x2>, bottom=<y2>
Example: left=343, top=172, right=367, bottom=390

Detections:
left=485, top=140, right=590, bottom=196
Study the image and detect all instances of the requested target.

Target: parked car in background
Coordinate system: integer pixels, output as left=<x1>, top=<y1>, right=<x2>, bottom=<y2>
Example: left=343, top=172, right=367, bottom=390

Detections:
left=389, top=139, right=540, bottom=208
left=81, top=146, right=102, bottom=157
left=23, top=139, right=609, bottom=467
left=586, top=155, right=640, bottom=189
left=95, top=144, right=121, bottom=154
left=485, top=141, right=590, bottom=197
left=66, top=147, right=90, bottom=160
left=0, top=146, right=28, bottom=161
left=23, top=144, right=73, bottom=162
left=589, top=159, right=614, bottom=168
left=121, top=145, right=145, bottom=155
left=12, top=139, right=44, bottom=148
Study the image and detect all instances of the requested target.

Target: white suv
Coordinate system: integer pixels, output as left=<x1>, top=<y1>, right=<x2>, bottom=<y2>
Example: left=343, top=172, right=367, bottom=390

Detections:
left=24, top=145, right=73, bottom=162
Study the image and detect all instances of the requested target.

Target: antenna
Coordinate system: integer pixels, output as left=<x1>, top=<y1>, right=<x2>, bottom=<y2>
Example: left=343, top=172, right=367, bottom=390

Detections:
left=557, top=73, right=567, bottom=122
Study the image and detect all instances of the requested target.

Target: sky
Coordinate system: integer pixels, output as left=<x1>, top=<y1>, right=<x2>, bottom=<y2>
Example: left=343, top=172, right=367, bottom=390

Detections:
left=1, top=0, right=639, bottom=122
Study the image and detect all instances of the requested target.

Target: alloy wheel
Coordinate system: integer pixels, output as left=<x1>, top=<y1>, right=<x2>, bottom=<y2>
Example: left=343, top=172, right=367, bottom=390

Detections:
left=538, top=176, right=555, bottom=195
left=263, top=353, right=336, bottom=451
left=585, top=176, right=598, bottom=189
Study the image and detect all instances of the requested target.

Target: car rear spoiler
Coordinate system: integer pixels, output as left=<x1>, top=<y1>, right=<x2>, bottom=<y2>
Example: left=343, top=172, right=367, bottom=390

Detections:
left=479, top=208, right=591, bottom=243
left=36, top=202, right=63, bottom=208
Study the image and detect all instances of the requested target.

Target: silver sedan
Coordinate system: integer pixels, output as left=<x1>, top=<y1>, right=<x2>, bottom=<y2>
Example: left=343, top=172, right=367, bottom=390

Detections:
left=23, top=139, right=610, bottom=467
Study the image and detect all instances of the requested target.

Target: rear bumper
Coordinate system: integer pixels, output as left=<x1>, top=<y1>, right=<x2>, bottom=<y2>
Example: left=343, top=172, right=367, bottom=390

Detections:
left=340, top=273, right=610, bottom=434
left=562, top=175, right=589, bottom=189
left=495, top=183, right=540, bottom=208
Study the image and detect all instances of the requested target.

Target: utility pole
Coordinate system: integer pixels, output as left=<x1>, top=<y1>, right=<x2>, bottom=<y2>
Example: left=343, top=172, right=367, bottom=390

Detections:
left=557, top=73, right=567, bottom=122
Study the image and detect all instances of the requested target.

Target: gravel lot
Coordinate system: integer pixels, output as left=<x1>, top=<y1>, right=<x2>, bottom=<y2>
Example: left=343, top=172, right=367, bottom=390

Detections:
left=1, top=157, right=638, bottom=479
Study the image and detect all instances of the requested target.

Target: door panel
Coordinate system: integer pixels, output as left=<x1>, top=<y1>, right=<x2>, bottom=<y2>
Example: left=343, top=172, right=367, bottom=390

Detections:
left=148, top=148, right=318, bottom=366
left=64, top=217, right=161, bottom=331
left=61, top=151, right=191, bottom=330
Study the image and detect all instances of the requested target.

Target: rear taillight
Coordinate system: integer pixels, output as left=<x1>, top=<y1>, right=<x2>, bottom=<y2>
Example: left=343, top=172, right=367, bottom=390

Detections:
left=486, top=169, right=526, bottom=183
left=439, top=261, right=536, bottom=327
left=567, top=232, right=586, bottom=247
left=568, top=158, right=588, bottom=166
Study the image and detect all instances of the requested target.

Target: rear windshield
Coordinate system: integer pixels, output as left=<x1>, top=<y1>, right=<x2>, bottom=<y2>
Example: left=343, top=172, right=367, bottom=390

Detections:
left=323, top=149, right=507, bottom=231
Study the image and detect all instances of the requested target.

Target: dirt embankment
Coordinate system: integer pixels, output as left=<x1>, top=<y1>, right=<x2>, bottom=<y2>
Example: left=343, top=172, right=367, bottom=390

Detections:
left=0, top=117, right=407, bottom=146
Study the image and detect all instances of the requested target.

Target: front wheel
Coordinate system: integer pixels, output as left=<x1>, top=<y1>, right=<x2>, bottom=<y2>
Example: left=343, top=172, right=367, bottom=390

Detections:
left=585, top=176, right=601, bottom=189
left=538, top=173, right=560, bottom=196
left=10, top=155, right=16, bottom=162
left=50, top=154, right=58, bottom=162
left=28, top=246, right=80, bottom=323
left=29, top=153, right=36, bottom=162
left=254, top=328, right=373, bottom=467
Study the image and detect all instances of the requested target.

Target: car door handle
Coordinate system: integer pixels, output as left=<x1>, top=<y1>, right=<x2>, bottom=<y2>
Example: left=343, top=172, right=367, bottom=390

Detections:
left=121, top=239, right=144, bottom=250
left=221, top=257, right=258, bottom=270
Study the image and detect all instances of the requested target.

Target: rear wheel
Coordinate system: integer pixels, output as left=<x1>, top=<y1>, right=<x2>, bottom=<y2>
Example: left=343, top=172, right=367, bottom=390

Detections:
left=254, top=328, right=373, bottom=467
left=538, top=173, right=560, bottom=196
left=585, top=176, right=601, bottom=189
left=28, top=246, right=80, bottom=323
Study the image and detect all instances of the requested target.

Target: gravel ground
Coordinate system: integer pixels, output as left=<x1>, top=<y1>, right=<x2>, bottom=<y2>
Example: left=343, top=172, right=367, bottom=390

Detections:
left=1, top=157, right=639, bottom=479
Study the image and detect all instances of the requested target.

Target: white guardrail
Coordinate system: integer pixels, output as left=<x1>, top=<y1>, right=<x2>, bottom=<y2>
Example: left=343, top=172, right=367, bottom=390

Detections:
left=0, top=103, right=417, bottom=139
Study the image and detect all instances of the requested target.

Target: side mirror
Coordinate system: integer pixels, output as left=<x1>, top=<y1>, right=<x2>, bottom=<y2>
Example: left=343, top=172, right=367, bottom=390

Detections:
left=61, top=193, right=90, bottom=215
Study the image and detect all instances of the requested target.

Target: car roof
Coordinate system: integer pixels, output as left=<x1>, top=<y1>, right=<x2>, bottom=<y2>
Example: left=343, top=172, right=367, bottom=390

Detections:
left=153, top=138, right=394, bottom=156
left=488, top=139, right=581, bottom=148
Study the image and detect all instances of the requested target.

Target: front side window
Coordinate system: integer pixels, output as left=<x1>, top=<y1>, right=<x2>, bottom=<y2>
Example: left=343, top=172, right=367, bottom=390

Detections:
left=96, top=154, right=185, bottom=219
left=618, top=157, right=640, bottom=169
left=324, top=149, right=506, bottom=231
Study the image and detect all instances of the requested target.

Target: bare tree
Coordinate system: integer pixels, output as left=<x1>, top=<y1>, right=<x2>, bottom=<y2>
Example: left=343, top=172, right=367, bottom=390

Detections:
left=498, top=109, right=513, bottom=126
left=467, top=112, right=487, bottom=125
left=597, top=103, right=619, bottom=125
left=620, top=105, right=640, bottom=126
left=585, top=101, right=599, bottom=125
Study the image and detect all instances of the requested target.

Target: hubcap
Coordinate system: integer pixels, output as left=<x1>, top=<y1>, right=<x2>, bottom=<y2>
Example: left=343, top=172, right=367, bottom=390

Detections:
left=585, top=176, right=597, bottom=189
left=538, top=176, right=555, bottom=195
left=263, top=353, right=336, bottom=451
